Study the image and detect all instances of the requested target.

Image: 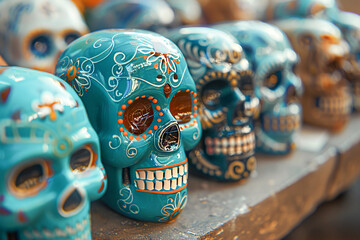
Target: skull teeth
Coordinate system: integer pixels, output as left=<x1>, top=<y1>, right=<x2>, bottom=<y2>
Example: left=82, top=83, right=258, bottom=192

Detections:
left=204, top=132, right=255, bottom=156
left=316, top=95, right=352, bottom=115
left=135, top=160, right=188, bottom=193
left=263, top=114, right=301, bottom=132
left=23, top=216, right=89, bottom=239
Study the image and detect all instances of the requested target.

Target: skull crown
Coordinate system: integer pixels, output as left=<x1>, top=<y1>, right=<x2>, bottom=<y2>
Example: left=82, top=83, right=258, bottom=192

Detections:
left=0, top=66, right=106, bottom=240
left=167, top=27, right=259, bottom=181
left=55, top=29, right=201, bottom=222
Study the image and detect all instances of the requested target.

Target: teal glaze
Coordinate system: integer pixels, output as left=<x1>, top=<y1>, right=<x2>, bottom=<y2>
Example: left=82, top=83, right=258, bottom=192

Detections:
left=166, top=27, right=259, bottom=181
left=55, top=29, right=201, bottom=222
left=86, top=0, right=175, bottom=33
left=214, top=21, right=303, bottom=154
left=266, top=0, right=337, bottom=20
left=0, top=0, right=88, bottom=74
left=0, top=66, right=106, bottom=239
left=275, top=18, right=352, bottom=131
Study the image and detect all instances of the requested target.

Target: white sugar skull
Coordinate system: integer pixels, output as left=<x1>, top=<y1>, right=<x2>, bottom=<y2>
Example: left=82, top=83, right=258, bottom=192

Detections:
left=0, top=0, right=88, bottom=73
left=0, top=66, right=106, bottom=240
left=55, top=30, right=201, bottom=222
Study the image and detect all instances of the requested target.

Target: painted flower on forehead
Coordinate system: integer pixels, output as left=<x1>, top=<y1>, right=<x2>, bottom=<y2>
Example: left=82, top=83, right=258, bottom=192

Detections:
left=55, top=29, right=202, bottom=222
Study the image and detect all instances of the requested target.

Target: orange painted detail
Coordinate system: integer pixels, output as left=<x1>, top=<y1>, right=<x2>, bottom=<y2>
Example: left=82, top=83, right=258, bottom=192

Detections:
left=152, top=99, right=158, bottom=104
left=65, top=65, right=78, bottom=81
left=136, top=136, right=141, bottom=141
left=190, top=91, right=194, bottom=94
left=136, top=184, right=187, bottom=194
left=194, top=99, right=198, bottom=103
left=121, top=104, right=126, bottom=109
left=148, top=96, right=154, bottom=100
left=119, top=127, right=124, bottom=132
left=117, top=119, right=123, bottom=124
left=135, top=96, right=140, bottom=100
left=178, top=90, right=181, bottom=93
left=157, top=118, right=162, bottom=123
left=123, top=132, right=128, bottom=137
left=186, top=89, right=190, bottom=92
left=18, top=211, right=27, bottom=223
left=156, top=106, right=161, bottom=111
left=118, top=111, right=123, bottom=116
left=142, top=134, right=147, bottom=139
left=159, top=112, right=164, bottom=116
left=98, top=181, right=105, bottom=193
left=193, top=113, right=198, bottom=117
left=104, top=173, right=107, bottom=180
left=194, top=106, right=198, bottom=111
left=128, top=100, right=133, bottom=104
left=180, top=127, right=184, bottom=130
left=137, top=159, right=187, bottom=171
left=37, top=100, right=60, bottom=121
left=190, top=123, right=195, bottom=127
left=148, top=130, right=153, bottom=134
left=129, top=136, right=134, bottom=141
left=141, top=95, right=146, bottom=98
left=154, top=125, right=158, bottom=130
left=193, top=93, right=197, bottom=97
left=193, top=119, right=197, bottom=123
left=184, top=125, right=188, bottom=128
left=0, top=87, right=11, bottom=103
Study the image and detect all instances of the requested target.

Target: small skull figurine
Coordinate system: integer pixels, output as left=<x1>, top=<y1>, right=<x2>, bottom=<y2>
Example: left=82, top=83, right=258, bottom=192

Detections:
left=0, top=0, right=88, bottom=73
left=324, top=11, right=360, bottom=111
left=0, top=67, right=106, bottom=239
left=167, top=27, right=259, bottom=181
left=276, top=18, right=352, bottom=131
left=86, top=0, right=175, bottom=33
left=266, top=0, right=337, bottom=20
left=55, top=30, right=201, bottom=222
left=214, top=21, right=303, bottom=154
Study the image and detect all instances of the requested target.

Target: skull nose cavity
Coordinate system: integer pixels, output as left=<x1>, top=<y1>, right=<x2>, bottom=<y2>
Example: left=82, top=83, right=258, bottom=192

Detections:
left=159, top=122, right=180, bottom=152
left=60, top=188, right=84, bottom=216
left=286, top=85, right=298, bottom=104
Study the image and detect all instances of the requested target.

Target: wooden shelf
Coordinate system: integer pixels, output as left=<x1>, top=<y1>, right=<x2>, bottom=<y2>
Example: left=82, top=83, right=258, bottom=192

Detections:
left=91, top=114, right=360, bottom=240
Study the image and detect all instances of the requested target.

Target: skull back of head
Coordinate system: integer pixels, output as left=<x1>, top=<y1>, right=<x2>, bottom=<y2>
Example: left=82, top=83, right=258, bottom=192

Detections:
left=0, top=67, right=106, bottom=240
left=55, top=30, right=201, bottom=222
left=266, top=0, right=337, bottom=20
left=276, top=18, right=352, bottom=131
left=167, top=27, right=259, bottom=181
left=325, top=11, right=360, bottom=111
left=215, top=21, right=303, bottom=154
left=0, top=0, right=88, bottom=73
left=86, top=0, right=175, bottom=33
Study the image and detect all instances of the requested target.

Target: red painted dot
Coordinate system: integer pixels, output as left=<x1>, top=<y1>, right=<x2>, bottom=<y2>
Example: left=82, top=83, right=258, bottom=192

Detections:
left=121, top=104, right=126, bottom=109
left=194, top=99, right=198, bottom=103
left=141, top=95, right=146, bottom=98
left=193, top=93, right=197, bottom=97
left=180, top=127, right=184, bottom=130
left=194, top=106, right=198, bottom=111
left=135, top=96, right=140, bottom=100
left=156, top=106, right=161, bottom=111
left=184, top=125, right=188, bottom=128
left=152, top=99, right=158, bottom=104
left=148, top=96, right=154, bottom=100
left=157, top=118, right=161, bottom=123
left=128, top=100, right=133, bottom=104
left=129, top=136, right=134, bottom=141
left=142, top=134, right=147, bottom=139
left=118, top=119, right=123, bottom=124
left=136, top=136, right=141, bottom=141
left=148, top=130, right=153, bottom=134
left=154, top=125, right=158, bottom=130
left=120, top=127, right=124, bottom=132
left=159, top=112, right=163, bottom=116
left=186, top=89, right=190, bottom=92
left=193, top=113, right=198, bottom=117
left=118, top=111, right=123, bottom=116
left=123, top=132, right=128, bottom=137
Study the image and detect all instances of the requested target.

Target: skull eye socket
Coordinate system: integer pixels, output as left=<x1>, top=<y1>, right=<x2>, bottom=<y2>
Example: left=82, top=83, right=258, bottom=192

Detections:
left=170, top=91, right=193, bottom=124
left=70, top=146, right=94, bottom=173
left=201, top=80, right=228, bottom=109
left=64, top=32, right=81, bottom=45
left=10, top=160, right=50, bottom=197
left=239, top=74, right=254, bottom=96
left=30, top=35, right=52, bottom=57
left=264, top=70, right=282, bottom=90
left=124, top=98, right=154, bottom=135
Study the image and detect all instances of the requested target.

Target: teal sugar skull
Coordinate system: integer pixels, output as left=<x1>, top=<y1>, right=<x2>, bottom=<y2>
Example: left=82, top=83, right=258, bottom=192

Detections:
left=0, top=67, right=106, bottom=239
left=276, top=18, right=352, bottom=131
left=86, top=0, right=175, bottom=33
left=55, top=30, right=201, bottom=222
left=266, top=0, right=337, bottom=20
left=214, top=21, right=303, bottom=154
left=324, top=11, right=360, bottom=111
left=0, top=0, right=88, bottom=73
left=167, top=27, right=259, bottom=181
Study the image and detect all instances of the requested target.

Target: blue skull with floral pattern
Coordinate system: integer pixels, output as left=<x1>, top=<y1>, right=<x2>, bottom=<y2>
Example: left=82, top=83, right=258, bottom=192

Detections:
left=266, top=0, right=337, bottom=20
left=167, top=27, right=259, bottom=181
left=214, top=21, right=303, bottom=154
left=55, top=30, right=201, bottom=222
left=0, top=67, right=106, bottom=239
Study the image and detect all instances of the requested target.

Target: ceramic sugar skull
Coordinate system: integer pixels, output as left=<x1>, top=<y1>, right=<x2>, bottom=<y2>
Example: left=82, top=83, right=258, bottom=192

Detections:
left=167, top=27, right=259, bottom=181
left=165, top=0, right=203, bottom=25
left=0, top=0, right=88, bottom=73
left=214, top=21, right=303, bottom=154
left=266, top=0, right=337, bottom=20
left=324, top=11, right=360, bottom=111
left=86, top=0, right=175, bottom=33
left=0, top=67, right=106, bottom=240
left=55, top=30, right=201, bottom=222
left=276, top=18, right=352, bottom=131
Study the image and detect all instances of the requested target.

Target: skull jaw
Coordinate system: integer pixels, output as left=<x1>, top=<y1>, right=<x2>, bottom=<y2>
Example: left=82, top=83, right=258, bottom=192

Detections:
left=301, top=89, right=352, bottom=132
left=7, top=205, right=91, bottom=240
